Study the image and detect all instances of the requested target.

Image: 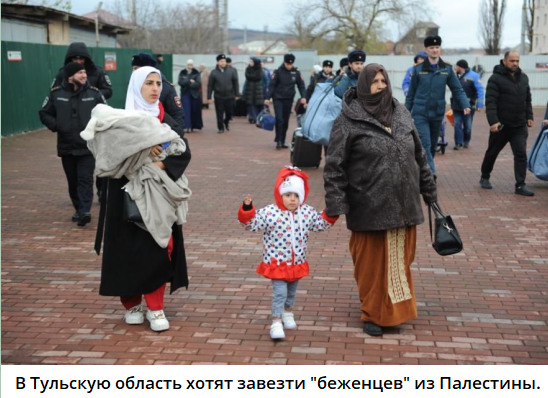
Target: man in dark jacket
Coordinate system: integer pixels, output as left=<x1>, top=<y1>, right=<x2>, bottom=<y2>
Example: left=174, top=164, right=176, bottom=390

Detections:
left=405, top=35, right=470, bottom=176
left=264, top=53, right=306, bottom=149
left=305, top=59, right=335, bottom=102
left=52, top=42, right=112, bottom=100
left=480, top=51, right=534, bottom=196
left=208, top=54, right=240, bottom=133
left=131, top=53, right=185, bottom=128
left=39, top=62, right=106, bottom=226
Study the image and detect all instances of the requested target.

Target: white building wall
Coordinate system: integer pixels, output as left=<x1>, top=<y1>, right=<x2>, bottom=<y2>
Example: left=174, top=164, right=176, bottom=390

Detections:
left=1, top=18, right=47, bottom=44
left=533, top=0, right=548, bottom=54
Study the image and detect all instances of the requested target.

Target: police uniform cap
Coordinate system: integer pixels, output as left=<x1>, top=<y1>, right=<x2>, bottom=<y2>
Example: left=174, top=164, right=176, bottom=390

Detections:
left=131, top=53, right=157, bottom=67
left=216, top=54, right=226, bottom=61
left=64, top=62, right=86, bottom=77
left=323, top=60, right=333, bottom=68
left=348, top=50, right=366, bottom=63
left=424, top=35, right=442, bottom=47
left=339, top=57, right=348, bottom=67
left=226, top=57, right=232, bottom=63
left=284, top=53, right=296, bottom=64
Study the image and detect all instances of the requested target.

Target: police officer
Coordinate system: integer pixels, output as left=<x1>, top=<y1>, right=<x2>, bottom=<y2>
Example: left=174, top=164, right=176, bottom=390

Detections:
left=39, top=62, right=106, bottom=226
left=131, top=53, right=185, bottom=128
left=52, top=42, right=112, bottom=100
left=334, top=50, right=365, bottom=98
left=264, top=53, right=306, bottom=149
left=405, top=35, right=470, bottom=176
left=305, top=59, right=335, bottom=102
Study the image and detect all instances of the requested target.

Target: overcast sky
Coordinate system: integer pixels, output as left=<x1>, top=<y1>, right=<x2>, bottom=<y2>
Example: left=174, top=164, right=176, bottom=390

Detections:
left=73, top=0, right=526, bottom=49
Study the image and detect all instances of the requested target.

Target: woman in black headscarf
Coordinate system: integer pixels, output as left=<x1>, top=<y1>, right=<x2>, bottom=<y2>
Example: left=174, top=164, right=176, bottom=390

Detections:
left=242, top=57, right=265, bottom=124
left=323, top=64, right=437, bottom=336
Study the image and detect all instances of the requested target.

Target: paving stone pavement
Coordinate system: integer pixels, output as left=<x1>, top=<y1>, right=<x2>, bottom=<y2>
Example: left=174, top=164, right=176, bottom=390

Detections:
left=2, top=107, right=547, bottom=365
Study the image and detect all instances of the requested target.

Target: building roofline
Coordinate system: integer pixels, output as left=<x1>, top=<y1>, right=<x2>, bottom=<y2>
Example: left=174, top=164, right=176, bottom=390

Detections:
left=1, top=3, right=131, bottom=35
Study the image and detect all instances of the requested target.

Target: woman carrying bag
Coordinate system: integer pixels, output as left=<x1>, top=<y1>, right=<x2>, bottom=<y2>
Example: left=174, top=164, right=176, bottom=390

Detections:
left=85, top=66, right=192, bottom=332
left=323, top=64, right=438, bottom=336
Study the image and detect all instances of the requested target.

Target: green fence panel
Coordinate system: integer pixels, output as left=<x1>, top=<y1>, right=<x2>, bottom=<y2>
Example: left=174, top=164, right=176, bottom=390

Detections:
left=1, top=42, right=152, bottom=137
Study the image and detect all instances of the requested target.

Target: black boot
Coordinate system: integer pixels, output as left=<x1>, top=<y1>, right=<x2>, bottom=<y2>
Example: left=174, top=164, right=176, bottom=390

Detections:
left=363, top=322, right=383, bottom=336
left=276, top=141, right=282, bottom=149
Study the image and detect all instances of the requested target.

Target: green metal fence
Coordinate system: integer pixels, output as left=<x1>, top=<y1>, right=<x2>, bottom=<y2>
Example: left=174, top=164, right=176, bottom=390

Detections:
left=1, top=41, right=172, bottom=137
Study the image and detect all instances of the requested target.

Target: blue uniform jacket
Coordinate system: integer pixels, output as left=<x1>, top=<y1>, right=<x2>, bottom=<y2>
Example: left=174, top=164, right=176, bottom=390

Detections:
left=405, top=58, right=470, bottom=120
left=402, top=66, right=413, bottom=96
left=334, top=68, right=359, bottom=98
left=451, top=69, right=485, bottom=111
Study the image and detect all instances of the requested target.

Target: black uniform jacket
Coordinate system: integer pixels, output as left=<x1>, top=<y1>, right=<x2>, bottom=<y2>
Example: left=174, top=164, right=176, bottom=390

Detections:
left=486, top=63, right=533, bottom=128
left=98, top=113, right=192, bottom=296
left=266, top=65, right=306, bottom=101
left=39, top=80, right=106, bottom=157
left=160, top=75, right=185, bottom=128
left=52, top=42, right=112, bottom=99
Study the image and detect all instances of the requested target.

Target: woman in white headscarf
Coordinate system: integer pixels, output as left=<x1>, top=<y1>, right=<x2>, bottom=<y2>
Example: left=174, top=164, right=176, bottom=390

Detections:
left=96, top=66, right=191, bottom=332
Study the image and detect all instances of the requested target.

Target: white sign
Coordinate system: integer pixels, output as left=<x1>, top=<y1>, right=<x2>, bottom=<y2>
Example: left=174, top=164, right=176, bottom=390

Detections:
left=7, top=51, right=22, bottom=61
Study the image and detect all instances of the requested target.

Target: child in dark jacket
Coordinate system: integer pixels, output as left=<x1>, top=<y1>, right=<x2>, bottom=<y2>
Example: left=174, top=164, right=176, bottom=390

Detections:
left=238, top=167, right=338, bottom=339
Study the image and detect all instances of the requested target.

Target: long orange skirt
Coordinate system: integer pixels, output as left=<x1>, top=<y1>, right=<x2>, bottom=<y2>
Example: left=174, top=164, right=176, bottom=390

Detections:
left=349, top=226, right=417, bottom=327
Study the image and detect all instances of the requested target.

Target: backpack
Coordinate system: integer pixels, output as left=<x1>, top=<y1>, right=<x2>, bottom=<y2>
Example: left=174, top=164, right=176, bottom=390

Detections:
left=301, top=75, right=342, bottom=146
left=528, top=125, right=548, bottom=181
left=255, top=107, right=275, bottom=131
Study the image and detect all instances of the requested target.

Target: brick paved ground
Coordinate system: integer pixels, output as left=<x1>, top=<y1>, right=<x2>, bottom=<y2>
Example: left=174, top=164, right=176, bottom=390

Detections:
left=2, top=106, right=547, bottom=365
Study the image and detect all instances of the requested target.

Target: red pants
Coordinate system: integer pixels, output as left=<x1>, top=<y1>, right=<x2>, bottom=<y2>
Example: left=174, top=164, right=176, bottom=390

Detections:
left=120, top=236, right=173, bottom=311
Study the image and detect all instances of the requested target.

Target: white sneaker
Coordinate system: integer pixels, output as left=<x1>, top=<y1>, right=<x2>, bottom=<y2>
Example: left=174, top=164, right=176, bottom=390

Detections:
left=282, top=311, right=297, bottom=329
left=146, top=310, right=170, bottom=332
left=124, top=305, right=144, bottom=325
left=270, top=321, right=285, bottom=339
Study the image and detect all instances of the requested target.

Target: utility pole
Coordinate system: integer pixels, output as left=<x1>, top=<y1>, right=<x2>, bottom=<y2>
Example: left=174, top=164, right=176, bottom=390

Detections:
left=520, top=0, right=527, bottom=54
left=95, top=2, right=103, bottom=47
left=214, top=0, right=229, bottom=54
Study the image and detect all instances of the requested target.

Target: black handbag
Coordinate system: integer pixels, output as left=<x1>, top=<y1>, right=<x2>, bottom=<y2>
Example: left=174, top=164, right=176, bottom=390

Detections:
left=122, top=189, right=143, bottom=223
left=428, top=201, right=463, bottom=256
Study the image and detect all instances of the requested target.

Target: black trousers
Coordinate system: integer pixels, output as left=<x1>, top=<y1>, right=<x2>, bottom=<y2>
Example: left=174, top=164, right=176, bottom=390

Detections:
left=214, top=97, right=234, bottom=130
left=273, top=99, right=293, bottom=144
left=480, top=125, right=528, bottom=187
left=61, top=154, right=95, bottom=214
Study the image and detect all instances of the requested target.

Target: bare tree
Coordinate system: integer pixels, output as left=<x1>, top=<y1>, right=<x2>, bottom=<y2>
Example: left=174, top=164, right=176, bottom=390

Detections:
left=524, top=0, right=535, bottom=52
left=106, top=0, right=220, bottom=53
left=478, top=0, right=507, bottom=55
left=285, top=0, right=428, bottom=54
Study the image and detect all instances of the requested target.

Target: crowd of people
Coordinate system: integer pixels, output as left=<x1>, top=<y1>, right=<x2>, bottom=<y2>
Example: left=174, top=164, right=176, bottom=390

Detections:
left=38, top=37, right=543, bottom=339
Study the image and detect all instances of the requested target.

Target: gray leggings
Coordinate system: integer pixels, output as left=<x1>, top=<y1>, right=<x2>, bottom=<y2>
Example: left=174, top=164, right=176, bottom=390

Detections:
left=271, top=279, right=299, bottom=318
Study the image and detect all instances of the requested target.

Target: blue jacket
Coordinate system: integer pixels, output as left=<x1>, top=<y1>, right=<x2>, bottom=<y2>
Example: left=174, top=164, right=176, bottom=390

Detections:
left=334, top=67, right=359, bottom=98
left=402, top=66, right=413, bottom=96
left=405, top=58, right=470, bottom=120
left=451, top=68, right=484, bottom=111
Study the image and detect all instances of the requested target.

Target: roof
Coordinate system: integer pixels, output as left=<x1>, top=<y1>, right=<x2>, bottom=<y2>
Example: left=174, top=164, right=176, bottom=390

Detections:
left=82, top=9, right=134, bottom=28
left=1, top=3, right=131, bottom=35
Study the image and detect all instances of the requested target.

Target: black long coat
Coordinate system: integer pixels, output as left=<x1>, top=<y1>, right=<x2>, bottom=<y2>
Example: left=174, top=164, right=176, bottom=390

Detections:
left=243, top=66, right=264, bottom=106
left=97, top=111, right=191, bottom=296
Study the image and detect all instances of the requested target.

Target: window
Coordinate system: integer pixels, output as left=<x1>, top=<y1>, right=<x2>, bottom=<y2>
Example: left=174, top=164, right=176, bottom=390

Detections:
left=416, top=28, right=427, bottom=38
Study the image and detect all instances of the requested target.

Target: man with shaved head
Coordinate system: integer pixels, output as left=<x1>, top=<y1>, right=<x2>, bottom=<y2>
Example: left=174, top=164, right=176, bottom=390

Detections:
left=479, top=51, right=534, bottom=196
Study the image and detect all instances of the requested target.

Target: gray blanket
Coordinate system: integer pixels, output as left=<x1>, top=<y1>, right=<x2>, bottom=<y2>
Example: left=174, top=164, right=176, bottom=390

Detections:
left=81, top=104, right=191, bottom=248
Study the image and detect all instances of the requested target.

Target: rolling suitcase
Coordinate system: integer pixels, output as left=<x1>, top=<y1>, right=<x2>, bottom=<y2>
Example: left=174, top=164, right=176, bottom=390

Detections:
left=290, top=128, right=322, bottom=168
